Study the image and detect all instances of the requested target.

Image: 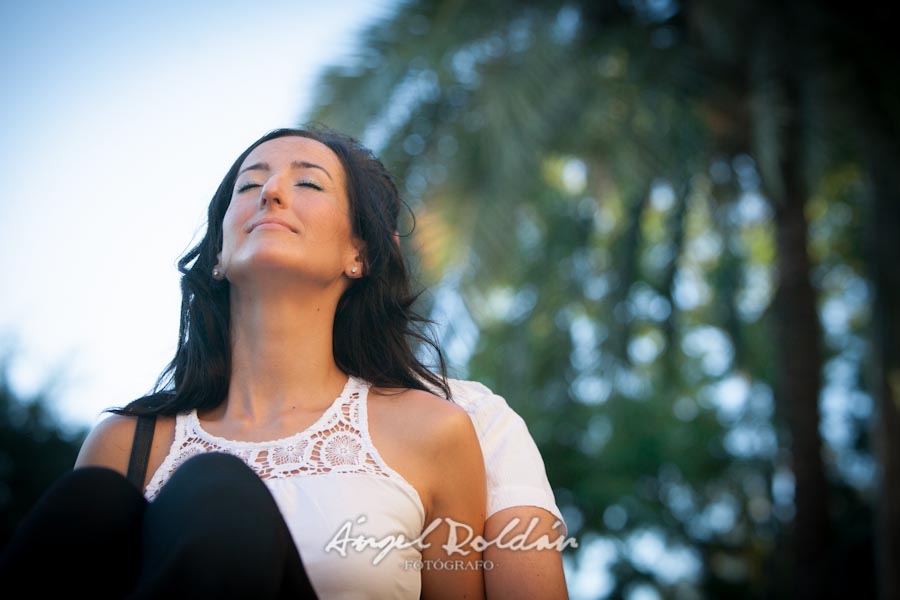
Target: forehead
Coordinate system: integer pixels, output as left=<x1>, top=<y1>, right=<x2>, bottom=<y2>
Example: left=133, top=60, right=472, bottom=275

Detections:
left=240, top=136, right=345, bottom=183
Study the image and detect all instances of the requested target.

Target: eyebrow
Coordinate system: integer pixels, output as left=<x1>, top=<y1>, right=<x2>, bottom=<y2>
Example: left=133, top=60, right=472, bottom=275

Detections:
left=237, top=160, right=333, bottom=181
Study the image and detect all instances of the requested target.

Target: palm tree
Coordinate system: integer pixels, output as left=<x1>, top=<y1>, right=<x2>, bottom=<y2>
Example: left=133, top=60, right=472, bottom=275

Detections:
left=302, top=0, right=892, bottom=596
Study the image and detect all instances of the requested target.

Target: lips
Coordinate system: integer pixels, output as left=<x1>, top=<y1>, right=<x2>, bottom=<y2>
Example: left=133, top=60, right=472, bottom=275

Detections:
left=248, top=217, right=298, bottom=233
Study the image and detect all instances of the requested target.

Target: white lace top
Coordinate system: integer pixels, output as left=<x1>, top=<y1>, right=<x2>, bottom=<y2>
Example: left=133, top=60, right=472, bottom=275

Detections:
left=144, top=375, right=425, bottom=599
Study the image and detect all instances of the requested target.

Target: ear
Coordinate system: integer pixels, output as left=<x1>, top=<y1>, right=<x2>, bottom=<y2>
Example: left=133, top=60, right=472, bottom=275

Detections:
left=345, top=238, right=367, bottom=278
left=212, top=252, right=226, bottom=281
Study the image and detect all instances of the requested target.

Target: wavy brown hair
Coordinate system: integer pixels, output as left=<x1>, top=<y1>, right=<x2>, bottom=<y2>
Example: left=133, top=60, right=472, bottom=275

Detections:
left=107, top=127, right=450, bottom=417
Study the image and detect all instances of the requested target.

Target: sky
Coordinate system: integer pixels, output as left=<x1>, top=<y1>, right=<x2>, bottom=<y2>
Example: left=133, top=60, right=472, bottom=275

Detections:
left=0, top=0, right=399, bottom=433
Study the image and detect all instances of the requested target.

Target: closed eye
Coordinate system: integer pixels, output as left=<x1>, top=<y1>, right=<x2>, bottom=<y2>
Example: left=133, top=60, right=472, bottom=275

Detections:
left=297, top=180, right=323, bottom=191
left=236, top=181, right=323, bottom=193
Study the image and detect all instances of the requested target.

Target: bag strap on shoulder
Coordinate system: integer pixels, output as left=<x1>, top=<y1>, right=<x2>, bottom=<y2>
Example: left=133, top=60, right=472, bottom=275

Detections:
left=126, top=415, right=157, bottom=492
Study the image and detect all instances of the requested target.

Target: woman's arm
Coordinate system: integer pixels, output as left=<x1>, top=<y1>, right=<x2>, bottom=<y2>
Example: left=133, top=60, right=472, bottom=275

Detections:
left=417, top=400, right=487, bottom=600
left=483, top=506, right=569, bottom=600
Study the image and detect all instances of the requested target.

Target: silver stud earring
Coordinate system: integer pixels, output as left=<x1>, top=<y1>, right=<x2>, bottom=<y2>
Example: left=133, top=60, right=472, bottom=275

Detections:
left=351, top=267, right=358, bottom=274
left=212, top=267, right=222, bottom=279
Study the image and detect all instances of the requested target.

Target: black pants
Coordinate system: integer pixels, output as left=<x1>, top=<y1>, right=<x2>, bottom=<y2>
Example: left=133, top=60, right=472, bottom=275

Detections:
left=0, top=452, right=318, bottom=599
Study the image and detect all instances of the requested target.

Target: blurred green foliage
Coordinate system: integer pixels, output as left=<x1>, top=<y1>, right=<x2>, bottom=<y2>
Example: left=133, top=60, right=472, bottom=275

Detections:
left=0, top=355, right=88, bottom=550
left=306, top=0, right=897, bottom=598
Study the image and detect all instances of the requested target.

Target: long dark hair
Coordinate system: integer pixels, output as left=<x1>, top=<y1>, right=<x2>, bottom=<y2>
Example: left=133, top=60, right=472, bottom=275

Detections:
left=106, top=127, right=450, bottom=417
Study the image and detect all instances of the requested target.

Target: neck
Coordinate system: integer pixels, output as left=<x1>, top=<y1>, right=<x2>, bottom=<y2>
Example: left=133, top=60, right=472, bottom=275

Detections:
left=219, top=278, right=350, bottom=427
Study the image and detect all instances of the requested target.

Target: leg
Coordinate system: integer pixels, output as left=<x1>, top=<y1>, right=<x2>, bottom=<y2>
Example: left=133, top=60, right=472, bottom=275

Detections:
left=0, top=466, right=147, bottom=598
left=130, top=452, right=317, bottom=599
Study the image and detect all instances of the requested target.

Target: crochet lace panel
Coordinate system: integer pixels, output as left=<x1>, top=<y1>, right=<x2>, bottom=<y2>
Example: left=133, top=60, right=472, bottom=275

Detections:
left=143, top=377, right=421, bottom=507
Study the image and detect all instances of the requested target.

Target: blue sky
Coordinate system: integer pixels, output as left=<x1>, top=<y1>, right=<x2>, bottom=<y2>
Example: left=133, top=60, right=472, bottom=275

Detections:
left=0, top=0, right=398, bottom=432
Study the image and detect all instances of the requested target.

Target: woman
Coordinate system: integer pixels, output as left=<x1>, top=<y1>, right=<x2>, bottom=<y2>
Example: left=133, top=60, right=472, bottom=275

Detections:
left=1, top=127, right=487, bottom=599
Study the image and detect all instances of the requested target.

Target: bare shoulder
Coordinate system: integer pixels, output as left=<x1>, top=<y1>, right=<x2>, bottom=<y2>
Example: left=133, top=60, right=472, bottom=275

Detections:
left=74, top=413, right=177, bottom=484
left=368, top=386, right=485, bottom=521
left=74, top=414, right=139, bottom=474
left=369, top=386, right=475, bottom=450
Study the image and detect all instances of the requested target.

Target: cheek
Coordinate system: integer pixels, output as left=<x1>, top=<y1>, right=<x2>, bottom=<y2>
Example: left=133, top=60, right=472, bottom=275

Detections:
left=220, top=201, right=246, bottom=252
left=303, top=203, right=353, bottom=242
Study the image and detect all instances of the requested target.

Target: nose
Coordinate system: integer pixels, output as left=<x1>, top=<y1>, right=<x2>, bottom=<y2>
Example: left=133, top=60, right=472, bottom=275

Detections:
left=259, top=173, right=288, bottom=208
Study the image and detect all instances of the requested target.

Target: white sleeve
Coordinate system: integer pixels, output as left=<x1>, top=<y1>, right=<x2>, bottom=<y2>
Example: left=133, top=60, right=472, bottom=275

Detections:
left=449, top=378, right=566, bottom=530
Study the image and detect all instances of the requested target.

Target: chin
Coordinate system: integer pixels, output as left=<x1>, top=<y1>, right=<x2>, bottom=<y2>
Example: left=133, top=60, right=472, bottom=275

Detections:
left=232, top=255, right=329, bottom=283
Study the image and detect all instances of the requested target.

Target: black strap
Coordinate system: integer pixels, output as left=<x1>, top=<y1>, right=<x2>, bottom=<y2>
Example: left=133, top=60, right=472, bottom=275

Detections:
left=126, top=415, right=157, bottom=492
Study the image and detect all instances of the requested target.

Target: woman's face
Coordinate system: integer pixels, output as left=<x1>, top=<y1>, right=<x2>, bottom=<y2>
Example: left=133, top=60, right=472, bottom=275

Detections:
left=216, top=135, right=362, bottom=289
